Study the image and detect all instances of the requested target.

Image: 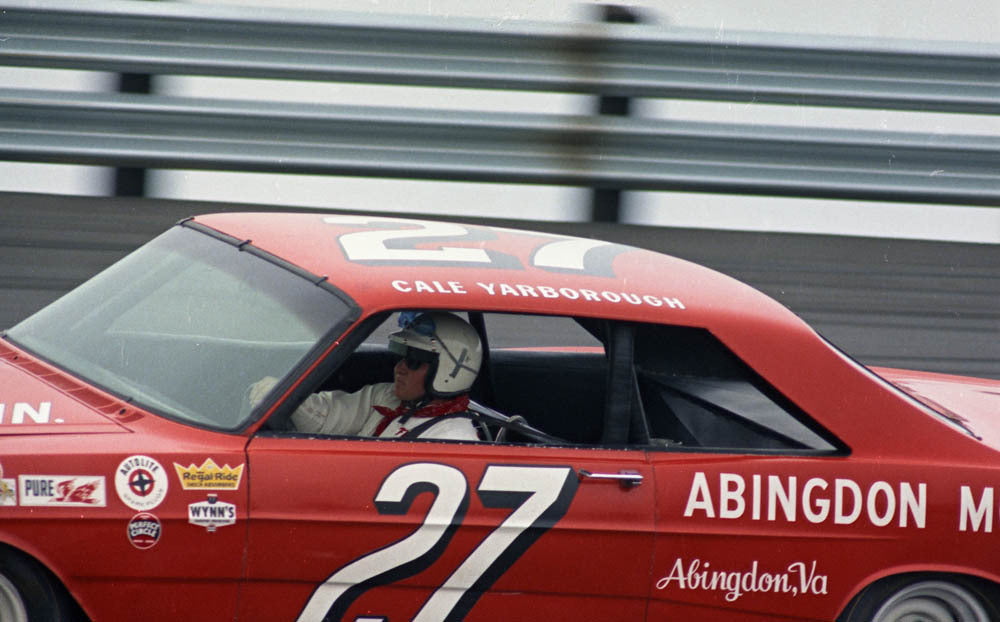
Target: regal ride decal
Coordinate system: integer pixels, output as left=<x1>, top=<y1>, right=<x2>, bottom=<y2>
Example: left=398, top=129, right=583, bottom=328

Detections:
left=174, top=459, right=245, bottom=491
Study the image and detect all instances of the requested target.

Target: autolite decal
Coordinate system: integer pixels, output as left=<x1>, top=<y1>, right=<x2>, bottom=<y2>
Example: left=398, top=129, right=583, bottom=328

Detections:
left=18, top=475, right=106, bottom=507
left=656, top=558, right=828, bottom=602
left=115, top=455, right=168, bottom=511
left=174, top=459, right=244, bottom=490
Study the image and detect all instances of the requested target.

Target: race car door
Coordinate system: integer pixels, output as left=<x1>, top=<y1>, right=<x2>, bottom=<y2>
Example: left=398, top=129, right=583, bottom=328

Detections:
left=240, top=435, right=654, bottom=621
left=631, top=323, right=845, bottom=620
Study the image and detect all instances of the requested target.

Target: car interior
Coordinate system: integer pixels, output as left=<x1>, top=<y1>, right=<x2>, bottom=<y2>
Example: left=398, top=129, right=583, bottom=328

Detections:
left=293, top=310, right=841, bottom=453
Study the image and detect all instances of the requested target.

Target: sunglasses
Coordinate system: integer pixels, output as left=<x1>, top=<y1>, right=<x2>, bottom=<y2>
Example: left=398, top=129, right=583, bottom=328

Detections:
left=388, top=340, right=435, bottom=370
left=400, top=352, right=426, bottom=370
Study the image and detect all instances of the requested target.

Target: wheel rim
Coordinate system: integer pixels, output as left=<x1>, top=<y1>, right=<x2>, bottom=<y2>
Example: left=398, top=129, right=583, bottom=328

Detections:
left=873, top=580, right=991, bottom=622
left=0, top=573, right=28, bottom=622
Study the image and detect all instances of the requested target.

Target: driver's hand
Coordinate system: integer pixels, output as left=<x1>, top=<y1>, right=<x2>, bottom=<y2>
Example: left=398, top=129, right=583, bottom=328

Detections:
left=249, top=376, right=278, bottom=407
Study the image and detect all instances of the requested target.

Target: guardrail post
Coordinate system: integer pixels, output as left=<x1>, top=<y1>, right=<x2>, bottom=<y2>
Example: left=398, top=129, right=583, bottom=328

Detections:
left=111, top=0, right=163, bottom=197
left=589, top=5, right=641, bottom=224
left=112, top=73, right=151, bottom=197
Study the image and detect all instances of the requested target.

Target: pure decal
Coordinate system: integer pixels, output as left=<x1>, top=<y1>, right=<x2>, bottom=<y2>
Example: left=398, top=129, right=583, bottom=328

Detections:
left=19, top=475, right=106, bottom=507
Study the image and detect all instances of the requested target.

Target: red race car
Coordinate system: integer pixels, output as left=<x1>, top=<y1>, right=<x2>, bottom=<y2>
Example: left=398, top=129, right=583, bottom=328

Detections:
left=1, top=212, right=998, bottom=622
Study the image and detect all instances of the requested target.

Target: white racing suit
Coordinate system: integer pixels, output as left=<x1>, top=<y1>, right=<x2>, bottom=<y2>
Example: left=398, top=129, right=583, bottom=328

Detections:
left=251, top=379, right=479, bottom=440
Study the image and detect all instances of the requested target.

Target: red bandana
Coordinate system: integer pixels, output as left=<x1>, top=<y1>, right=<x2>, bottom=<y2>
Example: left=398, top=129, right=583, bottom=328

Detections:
left=372, top=395, right=470, bottom=437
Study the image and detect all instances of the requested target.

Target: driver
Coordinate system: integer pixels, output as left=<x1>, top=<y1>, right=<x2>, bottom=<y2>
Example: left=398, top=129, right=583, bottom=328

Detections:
left=250, top=311, right=483, bottom=440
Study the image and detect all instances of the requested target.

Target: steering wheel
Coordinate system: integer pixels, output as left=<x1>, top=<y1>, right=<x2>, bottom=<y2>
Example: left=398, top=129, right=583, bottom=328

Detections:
left=494, top=415, right=527, bottom=443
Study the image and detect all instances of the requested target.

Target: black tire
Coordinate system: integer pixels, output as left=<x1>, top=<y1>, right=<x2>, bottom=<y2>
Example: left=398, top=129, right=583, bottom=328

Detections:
left=0, top=550, right=83, bottom=622
left=840, top=574, right=1000, bottom=622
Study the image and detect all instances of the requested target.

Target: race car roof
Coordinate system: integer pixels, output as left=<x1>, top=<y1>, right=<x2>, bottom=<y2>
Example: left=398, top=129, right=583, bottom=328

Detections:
left=190, top=212, right=993, bottom=458
left=192, top=212, right=803, bottom=332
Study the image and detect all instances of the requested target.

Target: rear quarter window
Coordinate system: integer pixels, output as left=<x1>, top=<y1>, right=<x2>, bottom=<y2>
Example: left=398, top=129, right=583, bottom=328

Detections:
left=634, top=324, right=838, bottom=452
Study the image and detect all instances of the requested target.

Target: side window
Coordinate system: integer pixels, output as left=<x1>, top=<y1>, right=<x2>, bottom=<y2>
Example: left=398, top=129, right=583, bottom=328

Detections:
left=634, top=324, right=837, bottom=452
left=306, top=311, right=608, bottom=445
left=482, top=314, right=606, bottom=445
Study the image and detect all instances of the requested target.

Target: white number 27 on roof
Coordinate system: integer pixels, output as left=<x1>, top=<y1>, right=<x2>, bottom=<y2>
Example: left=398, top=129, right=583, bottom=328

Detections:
left=323, top=216, right=622, bottom=278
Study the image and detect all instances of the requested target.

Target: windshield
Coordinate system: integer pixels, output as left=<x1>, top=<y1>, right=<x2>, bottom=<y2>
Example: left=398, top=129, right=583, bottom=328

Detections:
left=7, top=225, right=355, bottom=431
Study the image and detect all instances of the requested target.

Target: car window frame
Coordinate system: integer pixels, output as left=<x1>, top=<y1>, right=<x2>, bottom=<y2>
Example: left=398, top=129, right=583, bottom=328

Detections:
left=612, top=321, right=847, bottom=457
left=177, top=221, right=363, bottom=433
left=254, top=310, right=847, bottom=455
left=255, top=309, right=619, bottom=447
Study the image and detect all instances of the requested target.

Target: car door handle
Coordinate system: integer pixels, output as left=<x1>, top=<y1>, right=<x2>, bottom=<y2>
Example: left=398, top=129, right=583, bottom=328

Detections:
left=578, top=469, right=643, bottom=490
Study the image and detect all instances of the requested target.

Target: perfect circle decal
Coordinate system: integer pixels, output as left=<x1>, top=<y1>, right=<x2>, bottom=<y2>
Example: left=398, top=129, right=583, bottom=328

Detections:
left=128, top=512, right=162, bottom=550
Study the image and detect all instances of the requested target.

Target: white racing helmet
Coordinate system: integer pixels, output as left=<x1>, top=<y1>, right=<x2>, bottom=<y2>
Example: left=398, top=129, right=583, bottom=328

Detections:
left=388, top=311, right=482, bottom=398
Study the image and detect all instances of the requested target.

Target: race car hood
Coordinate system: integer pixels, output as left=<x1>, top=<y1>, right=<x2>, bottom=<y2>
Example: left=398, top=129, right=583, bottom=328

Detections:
left=0, top=344, right=130, bottom=435
left=875, top=367, right=1000, bottom=446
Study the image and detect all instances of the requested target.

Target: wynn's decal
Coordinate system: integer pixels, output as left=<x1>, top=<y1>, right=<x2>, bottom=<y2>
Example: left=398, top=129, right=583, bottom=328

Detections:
left=296, top=462, right=578, bottom=622
left=188, top=494, right=236, bottom=532
left=656, top=558, right=829, bottom=602
left=323, top=216, right=626, bottom=278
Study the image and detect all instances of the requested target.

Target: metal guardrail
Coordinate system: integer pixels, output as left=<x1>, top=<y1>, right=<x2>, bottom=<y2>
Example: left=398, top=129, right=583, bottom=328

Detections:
left=2, top=87, right=997, bottom=205
left=0, top=0, right=998, bottom=205
left=2, top=0, right=997, bottom=113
